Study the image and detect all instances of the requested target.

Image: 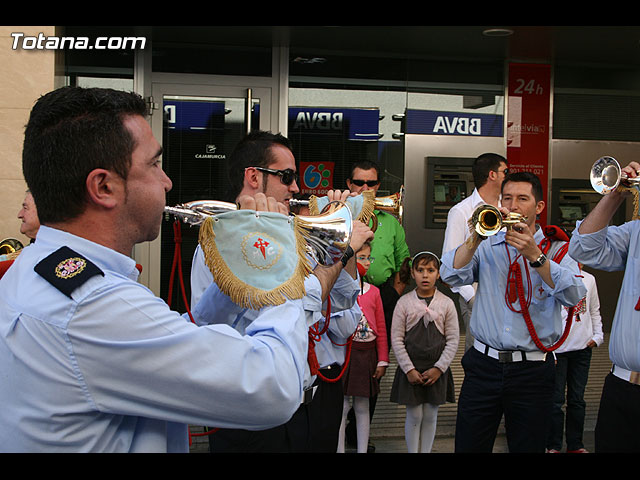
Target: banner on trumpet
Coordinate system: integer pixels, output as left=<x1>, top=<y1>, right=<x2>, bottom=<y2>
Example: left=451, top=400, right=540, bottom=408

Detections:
left=198, top=211, right=312, bottom=310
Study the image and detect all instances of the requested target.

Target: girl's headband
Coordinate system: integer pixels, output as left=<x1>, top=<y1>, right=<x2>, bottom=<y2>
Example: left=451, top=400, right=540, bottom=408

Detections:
left=411, top=250, right=440, bottom=267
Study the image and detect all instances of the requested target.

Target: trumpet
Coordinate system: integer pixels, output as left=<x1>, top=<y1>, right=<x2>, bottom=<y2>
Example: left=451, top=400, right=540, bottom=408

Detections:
left=290, top=186, right=405, bottom=230
left=471, top=204, right=527, bottom=237
left=590, top=156, right=640, bottom=195
left=164, top=199, right=353, bottom=266
left=0, top=238, right=24, bottom=256
left=375, top=186, right=404, bottom=224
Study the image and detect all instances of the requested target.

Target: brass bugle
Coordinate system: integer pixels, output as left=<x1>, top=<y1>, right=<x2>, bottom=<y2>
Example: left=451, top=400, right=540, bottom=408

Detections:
left=290, top=186, right=404, bottom=230
left=590, top=156, right=640, bottom=195
left=164, top=199, right=353, bottom=266
left=164, top=200, right=238, bottom=225
left=0, top=238, right=24, bottom=256
left=472, top=204, right=527, bottom=237
left=291, top=187, right=404, bottom=219
left=375, top=185, right=404, bottom=224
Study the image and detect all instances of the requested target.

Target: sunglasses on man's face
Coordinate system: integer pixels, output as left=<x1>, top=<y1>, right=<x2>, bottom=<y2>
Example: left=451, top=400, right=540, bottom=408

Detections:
left=350, top=179, right=380, bottom=187
left=253, top=167, right=299, bottom=186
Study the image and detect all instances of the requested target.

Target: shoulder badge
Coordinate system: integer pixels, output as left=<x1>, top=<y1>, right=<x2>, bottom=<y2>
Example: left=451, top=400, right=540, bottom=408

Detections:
left=34, top=246, right=104, bottom=297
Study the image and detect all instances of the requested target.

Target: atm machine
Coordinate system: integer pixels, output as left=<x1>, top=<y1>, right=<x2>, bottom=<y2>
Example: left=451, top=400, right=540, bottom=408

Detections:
left=425, top=156, right=475, bottom=230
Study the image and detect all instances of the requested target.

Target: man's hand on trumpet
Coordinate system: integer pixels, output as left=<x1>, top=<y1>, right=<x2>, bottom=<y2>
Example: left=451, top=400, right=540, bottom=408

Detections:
left=237, top=193, right=289, bottom=215
left=621, top=160, right=640, bottom=181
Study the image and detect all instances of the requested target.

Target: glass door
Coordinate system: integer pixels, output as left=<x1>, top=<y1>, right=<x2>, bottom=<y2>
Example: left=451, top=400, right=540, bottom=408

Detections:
left=136, top=78, right=272, bottom=306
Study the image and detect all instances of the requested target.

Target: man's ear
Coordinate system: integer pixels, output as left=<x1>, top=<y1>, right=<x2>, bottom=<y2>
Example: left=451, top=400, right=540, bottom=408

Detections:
left=244, top=167, right=261, bottom=190
left=536, top=200, right=546, bottom=216
left=85, top=169, right=121, bottom=209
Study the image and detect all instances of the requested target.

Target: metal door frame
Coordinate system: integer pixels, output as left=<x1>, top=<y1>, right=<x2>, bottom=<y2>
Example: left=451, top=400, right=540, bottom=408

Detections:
left=135, top=73, right=275, bottom=295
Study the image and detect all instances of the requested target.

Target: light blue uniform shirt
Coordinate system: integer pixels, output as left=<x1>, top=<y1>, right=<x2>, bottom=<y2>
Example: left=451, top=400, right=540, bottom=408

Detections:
left=441, top=227, right=586, bottom=352
left=191, top=244, right=360, bottom=371
left=569, top=220, right=640, bottom=372
left=0, top=226, right=308, bottom=452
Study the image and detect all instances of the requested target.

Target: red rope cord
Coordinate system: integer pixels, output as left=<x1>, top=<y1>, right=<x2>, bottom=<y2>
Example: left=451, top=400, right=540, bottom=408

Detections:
left=503, top=240, right=575, bottom=353
left=167, top=220, right=215, bottom=445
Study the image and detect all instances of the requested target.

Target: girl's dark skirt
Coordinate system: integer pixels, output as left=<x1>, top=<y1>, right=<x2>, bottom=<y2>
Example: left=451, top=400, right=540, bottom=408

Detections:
left=390, top=320, right=455, bottom=406
left=342, top=340, right=379, bottom=398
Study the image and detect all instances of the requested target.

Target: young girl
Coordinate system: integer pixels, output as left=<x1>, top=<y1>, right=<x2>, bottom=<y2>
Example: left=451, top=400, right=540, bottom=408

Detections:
left=337, top=241, right=388, bottom=453
left=389, top=251, right=459, bottom=453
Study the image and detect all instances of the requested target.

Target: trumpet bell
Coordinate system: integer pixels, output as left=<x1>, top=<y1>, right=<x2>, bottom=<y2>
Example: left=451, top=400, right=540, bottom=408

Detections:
left=375, top=185, right=404, bottom=224
left=296, top=200, right=353, bottom=265
left=0, top=238, right=24, bottom=255
left=590, top=156, right=640, bottom=195
left=472, top=204, right=526, bottom=237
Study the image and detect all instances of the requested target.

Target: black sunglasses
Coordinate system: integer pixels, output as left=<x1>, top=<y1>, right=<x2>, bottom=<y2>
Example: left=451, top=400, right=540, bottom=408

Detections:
left=350, top=179, right=380, bottom=187
left=253, top=167, right=298, bottom=186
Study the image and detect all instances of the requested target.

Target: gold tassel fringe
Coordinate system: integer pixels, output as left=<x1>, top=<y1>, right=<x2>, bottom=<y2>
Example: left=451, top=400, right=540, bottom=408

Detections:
left=199, top=215, right=312, bottom=310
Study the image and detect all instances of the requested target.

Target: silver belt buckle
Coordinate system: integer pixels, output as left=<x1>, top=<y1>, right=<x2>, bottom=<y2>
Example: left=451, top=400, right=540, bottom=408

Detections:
left=498, top=351, right=513, bottom=363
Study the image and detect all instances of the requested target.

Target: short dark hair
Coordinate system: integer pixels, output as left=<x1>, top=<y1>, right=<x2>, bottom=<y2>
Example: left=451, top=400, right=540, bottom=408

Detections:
left=472, top=153, right=507, bottom=188
left=22, top=86, right=147, bottom=224
left=501, top=171, right=544, bottom=202
left=227, top=130, right=293, bottom=201
left=348, top=160, right=380, bottom=181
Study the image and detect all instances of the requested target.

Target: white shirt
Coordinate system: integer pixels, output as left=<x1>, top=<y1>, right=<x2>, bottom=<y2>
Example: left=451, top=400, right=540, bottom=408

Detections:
left=556, top=269, right=604, bottom=353
left=442, top=188, right=497, bottom=302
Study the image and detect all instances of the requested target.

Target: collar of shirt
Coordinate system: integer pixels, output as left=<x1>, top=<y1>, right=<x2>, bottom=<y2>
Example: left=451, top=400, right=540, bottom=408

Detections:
left=36, top=226, right=140, bottom=282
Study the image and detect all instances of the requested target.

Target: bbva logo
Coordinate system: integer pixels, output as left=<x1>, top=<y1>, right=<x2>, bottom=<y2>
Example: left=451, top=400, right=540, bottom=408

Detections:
left=433, top=116, right=481, bottom=135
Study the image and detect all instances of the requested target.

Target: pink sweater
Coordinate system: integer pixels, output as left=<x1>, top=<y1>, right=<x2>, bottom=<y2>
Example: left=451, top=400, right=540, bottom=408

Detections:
left=357, top=283, right=389, bottom=364
left=391, top=288, right=459, bottom=375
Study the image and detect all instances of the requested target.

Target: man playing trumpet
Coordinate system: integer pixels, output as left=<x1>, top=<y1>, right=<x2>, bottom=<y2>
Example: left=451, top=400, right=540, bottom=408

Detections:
left=568, top=159, right=640, bottom=453
left=189, top=131, right=374, bottom=453
left=440, top=171, right=586, bottom=453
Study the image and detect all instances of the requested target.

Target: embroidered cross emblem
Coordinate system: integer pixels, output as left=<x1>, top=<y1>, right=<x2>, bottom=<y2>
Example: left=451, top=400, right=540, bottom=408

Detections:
left=253, top=238, right=270, bottom=259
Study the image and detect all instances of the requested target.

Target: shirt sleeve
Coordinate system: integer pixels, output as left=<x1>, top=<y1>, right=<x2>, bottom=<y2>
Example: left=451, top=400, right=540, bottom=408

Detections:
left=393, top=218, right=411, bottom=272
left=586, top=274, right=604, bottom=346
left=442, top=206, right=468, bottom=254
left=541, top=249, right=588, bottom=308
left=433, top=297, right=460, bottom=373
left=442, top=207, right=476, bottom=301
left=70, top=280, right=309, bottom=431
left=390, top=297, right=414, bottom=374
left=373, top=289, right=389, bottom=365
left=190, top=245, right=213, bottom=306
left=439, top=244, right=479, bottom=288
left=568, top=220, right=633, bottom=272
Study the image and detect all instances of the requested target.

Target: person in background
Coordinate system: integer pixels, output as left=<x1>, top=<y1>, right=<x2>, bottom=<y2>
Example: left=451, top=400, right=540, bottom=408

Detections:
left=17, top=190, right=40, bottom=241
left=190, top=131, right=372, bottom=453
left=568, top=158, right=640, bottom=453
left=337, top=241, right=388, bottom=453
left=345, top=160, right=409, bottom=451
left=440, top=171, right=586, bottom=453
left=442, top=153, right=508, bottom=351
left=546, top=266, right=603, bottom=453
left=390, top=251, right=458, bottom=453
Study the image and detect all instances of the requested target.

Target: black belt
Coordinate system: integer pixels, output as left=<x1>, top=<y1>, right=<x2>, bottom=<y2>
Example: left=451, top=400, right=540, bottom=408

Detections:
left=474, top=339, right=547, bottom=363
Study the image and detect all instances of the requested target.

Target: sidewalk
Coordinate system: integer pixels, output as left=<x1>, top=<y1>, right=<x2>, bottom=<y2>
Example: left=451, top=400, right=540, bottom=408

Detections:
left=365, top=430, right=595, bottom=453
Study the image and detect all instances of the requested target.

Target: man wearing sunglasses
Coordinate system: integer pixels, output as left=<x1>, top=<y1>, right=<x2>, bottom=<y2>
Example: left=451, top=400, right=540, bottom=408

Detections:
left=190, top=131, right=374, bottom=453
left=344, top=160, right=410, bottom=451
left=442, top=153, right=508, bottom=352
left=346, top=160, right=410, bottom=340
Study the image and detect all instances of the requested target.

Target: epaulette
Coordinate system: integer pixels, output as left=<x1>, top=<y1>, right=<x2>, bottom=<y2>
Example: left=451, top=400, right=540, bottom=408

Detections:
left=34, top=246, right=104, bottom=298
